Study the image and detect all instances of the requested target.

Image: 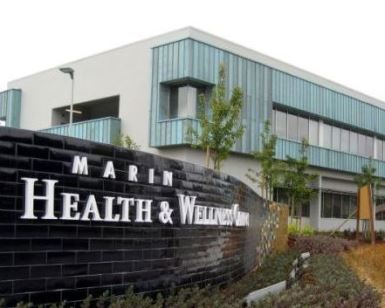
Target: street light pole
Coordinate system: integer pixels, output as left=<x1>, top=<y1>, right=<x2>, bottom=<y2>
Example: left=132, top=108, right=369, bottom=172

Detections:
left=59, top=67, right=75, bottom=133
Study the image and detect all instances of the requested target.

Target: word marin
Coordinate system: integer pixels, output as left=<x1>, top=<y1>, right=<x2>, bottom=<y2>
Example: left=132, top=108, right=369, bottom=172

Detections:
left=20, top=156, right=249, bottom=227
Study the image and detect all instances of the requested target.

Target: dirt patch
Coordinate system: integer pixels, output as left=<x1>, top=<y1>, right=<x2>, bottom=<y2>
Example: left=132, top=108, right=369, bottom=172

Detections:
left=343, top=243, right=385, bottom=307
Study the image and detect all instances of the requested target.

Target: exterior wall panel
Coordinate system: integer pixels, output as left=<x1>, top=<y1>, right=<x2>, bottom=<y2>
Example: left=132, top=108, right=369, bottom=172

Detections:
left=273, top=70, right=385, bottom=134
left=151, top=39, right=272, bottom=153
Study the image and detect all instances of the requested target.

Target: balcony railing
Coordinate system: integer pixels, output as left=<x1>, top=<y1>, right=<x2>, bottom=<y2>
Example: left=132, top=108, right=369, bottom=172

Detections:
left=153, top=117, right=199, bottom=147
left=40, top=117, right=121, bottom=144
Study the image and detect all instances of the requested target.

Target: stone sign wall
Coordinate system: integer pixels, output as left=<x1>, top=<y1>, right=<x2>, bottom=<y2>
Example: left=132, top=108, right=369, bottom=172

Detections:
left=0, top=127, right=271, bottom=306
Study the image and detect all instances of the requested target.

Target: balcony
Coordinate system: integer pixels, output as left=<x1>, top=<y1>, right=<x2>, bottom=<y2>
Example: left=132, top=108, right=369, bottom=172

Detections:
left=0, top=89, right=22, bottom=127
left=152, top=117, right=199, bottom=147
left=40, top=117, right=121, bottom=144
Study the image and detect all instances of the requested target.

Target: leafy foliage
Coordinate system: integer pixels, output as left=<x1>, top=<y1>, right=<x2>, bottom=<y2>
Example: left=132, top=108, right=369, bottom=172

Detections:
left=113, top=134, right=140, bottom=150
left=189, top=64, right=244, bottom=171
left=247, top=120, right=283, bottom=201
left=254, top=254, right=380, bottom=308
left=282, top=139, right=317, bottom=226
left=288, top=223, right=314, bottom=236
left=354, top=157, right=380, bottom=190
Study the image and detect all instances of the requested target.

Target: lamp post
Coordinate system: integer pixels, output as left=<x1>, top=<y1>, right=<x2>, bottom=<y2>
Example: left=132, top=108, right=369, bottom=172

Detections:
left=59, top=67, right=75, bottom=133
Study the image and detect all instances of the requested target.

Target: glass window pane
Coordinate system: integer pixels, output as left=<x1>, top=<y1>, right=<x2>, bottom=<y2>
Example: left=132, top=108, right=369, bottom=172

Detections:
left=358, top=134, right=366, bottom=157
left=302, top=202, right=310, bottom=217
left=272, top=110, right=276, bottom=134
left=382, top=141, right=385, bottom=160
left=298, top=117, right=309, bottom=142
left=350, top=132, right=358, bottom=154
left=350, top=196, right=357, bottom=217
left=309, top=119, right=319, bottom=146
left=332, top=194, right=342, bottom=218
left=341, top=129, right=349, bottom=153
left=169, top=86, right=179, bottom=118
left=287, top=114, right=298, bottom=141
left=322, top=193, right=332, bottom=218
left=332, top=127, right=341, bottom=151
left=323, top=124, right=332, bottom=148
left=366, top=136, right=374, bottom=157
left=377, top=140, right=383, bottom=160
left=341, top=195, right=350, bottom=218
left=276, top=111, right=287, bottom=139
left=376, top=197, right=385, bottom=220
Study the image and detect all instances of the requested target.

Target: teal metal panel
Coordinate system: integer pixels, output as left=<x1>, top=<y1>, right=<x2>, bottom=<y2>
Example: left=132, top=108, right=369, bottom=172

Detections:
left=276, top=138, right=385, bottom=178
left=40, top=117, right=121, bottom=144
left=0, top=89, right=21, bottom=128
left=151, top=39, right=272, bottom=152
left=272, top=70, right=385, bottom=134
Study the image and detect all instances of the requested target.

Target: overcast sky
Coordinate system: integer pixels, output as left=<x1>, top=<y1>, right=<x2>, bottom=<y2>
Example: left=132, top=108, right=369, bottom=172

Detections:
left=1, top=0, right=384, bottom=101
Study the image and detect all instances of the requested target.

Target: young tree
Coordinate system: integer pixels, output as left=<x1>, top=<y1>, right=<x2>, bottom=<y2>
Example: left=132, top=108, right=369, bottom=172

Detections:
left=282, top=139, right=317, bottom=228
left=246, top=120, right=283, bottom=202
left=189, top=64, right=244, bottom=171
left=355, top=158, right=380, bottom=190
left=354, top=158, right=380, bottom=243
left=113, top=134, right=140, bottom=150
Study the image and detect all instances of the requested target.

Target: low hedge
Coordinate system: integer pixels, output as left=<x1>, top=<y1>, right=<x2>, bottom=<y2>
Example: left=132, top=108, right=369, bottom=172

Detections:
left=253, top=254, right=380, bottom=307
left=292, top=235, right=359, bottom=255
left=8, top=251, right=298, bottom=308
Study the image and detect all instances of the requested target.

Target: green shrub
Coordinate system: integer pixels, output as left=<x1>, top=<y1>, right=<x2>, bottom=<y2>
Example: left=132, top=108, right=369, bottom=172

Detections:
left=293, top=235, right=359, bottom=255
left=253, top=254, right=380, bottom=307
left=288, top=223, right=314, bottom=236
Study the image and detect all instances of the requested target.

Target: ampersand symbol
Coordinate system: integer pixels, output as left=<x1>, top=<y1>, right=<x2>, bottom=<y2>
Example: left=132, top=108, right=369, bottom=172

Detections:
left=158, top=201, right=173, bottom=224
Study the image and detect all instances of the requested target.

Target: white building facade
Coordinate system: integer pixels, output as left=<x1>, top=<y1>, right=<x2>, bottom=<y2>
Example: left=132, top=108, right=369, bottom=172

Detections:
left=2, top=27, right=385, bottom=231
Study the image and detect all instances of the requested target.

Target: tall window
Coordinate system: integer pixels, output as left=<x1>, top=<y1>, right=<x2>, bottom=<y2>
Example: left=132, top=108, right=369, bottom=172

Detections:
left=377, top=139, right=383, bottom=161
left=298, top=117, right=309, bottom=141
left=287, top=114, right=298, bottom=140
left=323, top=124, right=332, bottom=148
left=340, top=129, right=349, bottom=153
left=309, top=119, right=319, bottom=146
left=366, top=136, right=374, bottom=157
left=275, top=110, right=287, bottom=138
left=273, top=187, right=310, bottom=217
left=358, top=134, right=366, bottom=157
left=350, top=132, right=358, bottom=154
left=332, top=127, right=341, bottom=151
left=321, top=191, right=357, bottom=219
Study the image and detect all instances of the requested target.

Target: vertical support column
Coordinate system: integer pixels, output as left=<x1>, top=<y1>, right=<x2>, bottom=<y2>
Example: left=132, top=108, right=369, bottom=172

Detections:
left=310, top=175, right=322, bottom=230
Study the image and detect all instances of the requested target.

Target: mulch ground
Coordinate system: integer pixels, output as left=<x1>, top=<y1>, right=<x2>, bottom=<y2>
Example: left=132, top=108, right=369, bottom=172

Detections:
left=343, top=243, right=385, bottom=307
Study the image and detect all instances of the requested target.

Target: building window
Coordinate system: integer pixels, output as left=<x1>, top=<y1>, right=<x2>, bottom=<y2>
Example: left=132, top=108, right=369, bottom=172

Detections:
left=321, top=191, right=357, bottom=219
left=376, top=196, right=385, bottom=220
left=309, top=119, right=319, bottom=146
left=340, top=129, right=349, bottom=153
left=377, top=139, right=383, bottom=160
left=273, top=187, right=310, bottom=217
left=332, top=126, right=341, bottom=151
left=275, top=110, right=287, bottom=138
left=298, top=117, right=309, bottom=142
left=159, top=83, right=210, bottom=120
left=287, top=114, right=298, bottom=141
left=323, top=124, right=332, bottom=148
left=350, top=131, right=358, bottom=154
left=366, top=136, right=374, bottom=157
left=358, top=134, right=366, bottom=157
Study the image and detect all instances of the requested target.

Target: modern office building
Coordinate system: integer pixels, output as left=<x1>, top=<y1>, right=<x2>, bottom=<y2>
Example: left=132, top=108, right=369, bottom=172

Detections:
left=2, top=27, right=385, bottom=231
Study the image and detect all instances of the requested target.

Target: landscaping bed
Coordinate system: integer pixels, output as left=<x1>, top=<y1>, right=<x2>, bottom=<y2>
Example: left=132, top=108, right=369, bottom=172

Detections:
left=7, top=236, right=381, bottom=307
